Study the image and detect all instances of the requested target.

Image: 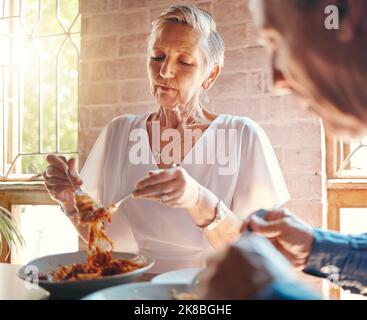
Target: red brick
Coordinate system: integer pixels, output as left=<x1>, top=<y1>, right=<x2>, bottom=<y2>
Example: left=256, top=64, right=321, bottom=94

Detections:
left=79, top=127, right=103, bottom=166
left=150, top=2, right=212, bottom=22
left=224, top=47, right=270, bottom=72
left=260, top=121, right=321, bottom=148
left=90, top=106, right=122, bottom=127
left=81, top=82, right=119, bottom=105
left=273, top=147, right=284, bottom=171
left=123, top=9, right=150, bottom=35
left=247, top=71, right=267, bottom=95
left=120, top=0, right=149, bottom=9
left=82, top=13, right=124, bottom=36
left=138, top=0, right=174, bottom=10
left=284, top=200, right=323, bottom=227
left=79, top=84, right=89, bottom=105
left=81, top=17, right=88, bottom=34
left=284, top=93, right=319, bottom=121
left=210, top=98, right=242, bottom=116
left=217, top=23, right=247, bottom=48
left=81, top=0, right=120, bottom=13
left=86, top=57, right=147, bottom=81
left=215, top=72, right=267, bottom=97
left=120, top=103, right=154, bottom=115
left=283, top=147, right=322, bottom=175
left=83, top=10, right=150, bottom=36
left=119, top=79, right=153, bottom=103
left=119, top=33, right=149, bottom=56
left=150, top=6, right=169, bottom=22
left=245, top=15, right=262, bottom=47
left=83, top=103, right=152, bottom=128
left=79, top=62, right=89, bottom=83
left=213, top=0, right=249, bottom=24
left=285, top=174, right=323, bottom=201
left=256, top=95, right=284, bottom=121
left=211, top=95, right=284, bottom=122
left=81, top=36, right=117, bottom=60
left=210, top=73, right=247, bottom=98
left=78, top=106, right=90, bottom=128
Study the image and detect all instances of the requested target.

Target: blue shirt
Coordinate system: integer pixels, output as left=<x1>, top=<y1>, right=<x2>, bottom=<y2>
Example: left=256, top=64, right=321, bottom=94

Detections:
left=254, top=228, right=367, bottom=299
left=303, top=228, right=367, bottom=295
left=254, top=280, right=321, bottom=300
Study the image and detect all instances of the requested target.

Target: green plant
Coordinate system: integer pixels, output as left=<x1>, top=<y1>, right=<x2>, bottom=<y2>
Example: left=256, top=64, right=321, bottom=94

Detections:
left=0, top=206, right=25, bottom=260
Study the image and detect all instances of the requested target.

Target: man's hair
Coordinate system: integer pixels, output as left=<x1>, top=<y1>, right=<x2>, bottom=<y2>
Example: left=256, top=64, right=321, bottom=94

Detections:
left=293, top=0, right=320, bottom=9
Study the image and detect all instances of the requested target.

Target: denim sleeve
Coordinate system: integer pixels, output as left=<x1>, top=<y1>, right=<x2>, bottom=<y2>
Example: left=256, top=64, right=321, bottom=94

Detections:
left=253, top=280, right=321, bottom=300
left=303, top=228, right=367, bottom=295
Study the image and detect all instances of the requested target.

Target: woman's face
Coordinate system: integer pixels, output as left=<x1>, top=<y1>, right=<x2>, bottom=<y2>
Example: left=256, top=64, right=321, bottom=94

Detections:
left=148, top=22, right=210, bottom=110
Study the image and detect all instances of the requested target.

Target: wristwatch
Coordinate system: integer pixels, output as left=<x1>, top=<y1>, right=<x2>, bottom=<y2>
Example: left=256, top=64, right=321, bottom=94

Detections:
left=197, top=200, right=227, bottom=232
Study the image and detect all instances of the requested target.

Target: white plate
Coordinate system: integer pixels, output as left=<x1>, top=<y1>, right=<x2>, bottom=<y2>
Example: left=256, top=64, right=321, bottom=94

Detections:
left=17, top=251, right=154, bottom=299
left=83, top=282, right=190, bottom=300
left=151, top=268, right=201, bottom=285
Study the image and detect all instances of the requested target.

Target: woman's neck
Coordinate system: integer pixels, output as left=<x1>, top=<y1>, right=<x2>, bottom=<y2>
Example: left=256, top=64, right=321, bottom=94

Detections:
left=153, top=103, right=207, bottom=129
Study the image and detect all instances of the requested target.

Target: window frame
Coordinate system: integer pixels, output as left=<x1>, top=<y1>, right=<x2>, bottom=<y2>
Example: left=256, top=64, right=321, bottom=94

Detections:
left=325, top=133, right=367, bottom=299
left=0, top=183, right=55, bottom=262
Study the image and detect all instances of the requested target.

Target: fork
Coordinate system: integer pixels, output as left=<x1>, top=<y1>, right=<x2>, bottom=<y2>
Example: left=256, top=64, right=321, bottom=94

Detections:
left=108, top=163, right=178, bottom=208
left=65, top=163, right=177, bottom=211
left=65, top=169, right=133, bottom=210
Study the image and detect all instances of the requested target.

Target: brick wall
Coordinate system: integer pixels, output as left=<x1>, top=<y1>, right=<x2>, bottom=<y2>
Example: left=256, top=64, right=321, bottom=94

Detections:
left=79, top=0, right=323, bottom=232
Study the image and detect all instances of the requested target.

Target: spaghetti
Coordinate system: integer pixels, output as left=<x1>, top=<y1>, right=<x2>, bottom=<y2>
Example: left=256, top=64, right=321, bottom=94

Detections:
left=52, top=193, right=143, bottom=281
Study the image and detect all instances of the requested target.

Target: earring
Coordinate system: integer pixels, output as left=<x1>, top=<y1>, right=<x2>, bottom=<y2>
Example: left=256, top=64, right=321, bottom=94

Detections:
left=202, top=89, right=210, bottom=105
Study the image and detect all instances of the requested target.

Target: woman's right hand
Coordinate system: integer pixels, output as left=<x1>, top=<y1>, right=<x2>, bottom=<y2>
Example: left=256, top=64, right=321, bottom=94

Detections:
left=44, top=155, right=83, bottom=210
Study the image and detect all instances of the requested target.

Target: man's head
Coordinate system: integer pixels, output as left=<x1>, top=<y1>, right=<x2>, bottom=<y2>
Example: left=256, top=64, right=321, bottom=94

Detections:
left=249, top=0, right=367, bottom=137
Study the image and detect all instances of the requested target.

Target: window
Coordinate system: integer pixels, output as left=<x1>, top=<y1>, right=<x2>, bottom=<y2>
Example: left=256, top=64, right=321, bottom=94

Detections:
left=11, top=205, right=78, bottom=264
left=326, top=133, right=367, bottom=299
left=0, top=0, right=80, bottom=263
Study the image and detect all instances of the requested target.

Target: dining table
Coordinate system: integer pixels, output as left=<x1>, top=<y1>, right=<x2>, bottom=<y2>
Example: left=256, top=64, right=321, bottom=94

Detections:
left=0, top=263, right=157, bottom=300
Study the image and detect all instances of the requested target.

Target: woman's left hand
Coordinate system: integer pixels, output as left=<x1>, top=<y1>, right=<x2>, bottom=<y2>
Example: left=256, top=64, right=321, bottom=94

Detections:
left=133, top=166, right=201, bottom=209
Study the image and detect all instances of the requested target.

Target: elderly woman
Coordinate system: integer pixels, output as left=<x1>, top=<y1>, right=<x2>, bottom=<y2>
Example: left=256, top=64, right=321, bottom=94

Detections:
left=44, top=4, right=289, bottom=274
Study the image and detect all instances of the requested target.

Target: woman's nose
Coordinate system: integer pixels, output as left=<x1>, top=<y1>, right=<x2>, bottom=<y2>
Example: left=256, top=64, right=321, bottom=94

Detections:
left=160, top=59, right=175, bottom=79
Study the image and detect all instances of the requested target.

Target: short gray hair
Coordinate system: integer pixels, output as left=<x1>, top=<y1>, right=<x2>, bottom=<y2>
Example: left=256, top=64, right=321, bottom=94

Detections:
left=148, top=4, right=225, bottom=70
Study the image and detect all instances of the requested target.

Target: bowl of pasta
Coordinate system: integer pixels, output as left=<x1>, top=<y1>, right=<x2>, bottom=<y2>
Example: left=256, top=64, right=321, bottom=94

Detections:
left=17, top=251, right=154, bottom=299
left=17, top=192, right=154, bottom=299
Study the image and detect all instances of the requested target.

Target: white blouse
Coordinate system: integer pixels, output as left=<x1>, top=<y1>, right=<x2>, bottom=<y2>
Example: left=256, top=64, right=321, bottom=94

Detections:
left=80, top=112, right=289, bottom=273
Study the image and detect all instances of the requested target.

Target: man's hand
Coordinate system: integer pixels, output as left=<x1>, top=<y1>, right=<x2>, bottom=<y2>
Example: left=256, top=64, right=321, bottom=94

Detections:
left=195, top=233, right=295, bottom=299
left=242, top=209, right=314, bottom=269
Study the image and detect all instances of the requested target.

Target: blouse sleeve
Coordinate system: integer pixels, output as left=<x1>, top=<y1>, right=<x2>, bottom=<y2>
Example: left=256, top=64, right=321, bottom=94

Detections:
left=79, top=115, right=139, bottom=253
left=79, top=115, right=135, bottom=205
left=79, top=124, right=110, bottom=202
left=231, top=118, right=290, bottom=218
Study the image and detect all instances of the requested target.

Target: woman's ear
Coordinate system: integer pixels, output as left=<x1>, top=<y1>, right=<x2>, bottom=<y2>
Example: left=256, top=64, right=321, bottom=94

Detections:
left=202, top=64, right=221, bottom=90
left=337, top=0, right=366, bottom=43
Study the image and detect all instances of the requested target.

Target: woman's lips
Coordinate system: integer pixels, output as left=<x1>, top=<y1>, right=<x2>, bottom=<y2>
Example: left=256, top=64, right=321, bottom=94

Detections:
left=156, top=85, right=175, bottom=91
